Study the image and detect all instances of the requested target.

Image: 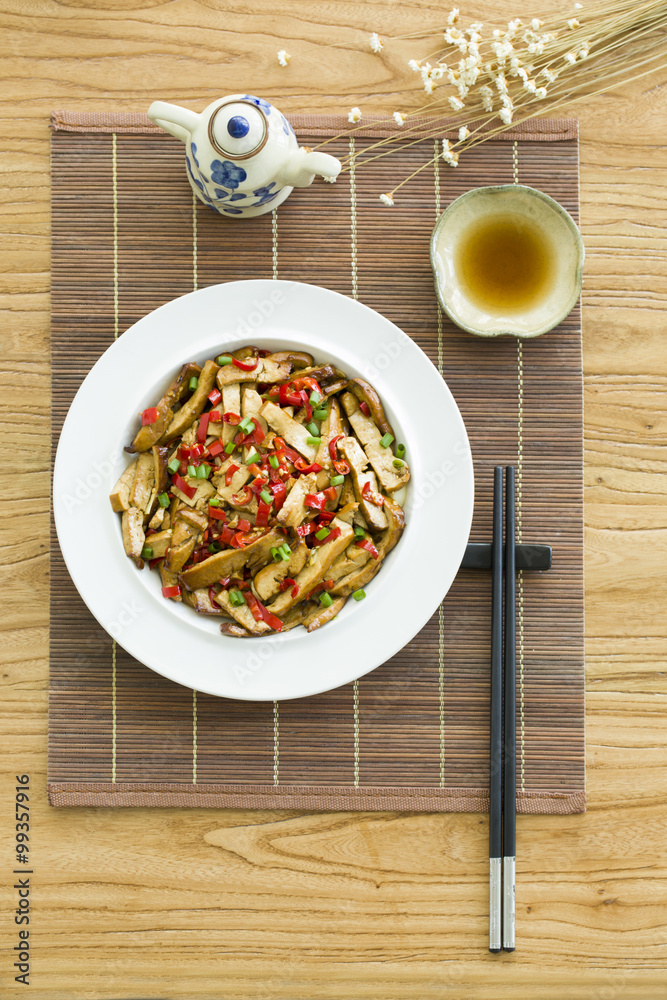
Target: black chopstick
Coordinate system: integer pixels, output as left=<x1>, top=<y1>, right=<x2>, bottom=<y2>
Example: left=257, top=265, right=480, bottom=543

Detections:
left=489, top=466, right=504, bottom=952
left=503, top=466, right=517, bottom=952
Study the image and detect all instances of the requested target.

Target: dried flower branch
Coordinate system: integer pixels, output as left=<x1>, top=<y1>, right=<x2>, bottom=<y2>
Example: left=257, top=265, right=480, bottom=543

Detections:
left=316, top=0, right=667, bottom=203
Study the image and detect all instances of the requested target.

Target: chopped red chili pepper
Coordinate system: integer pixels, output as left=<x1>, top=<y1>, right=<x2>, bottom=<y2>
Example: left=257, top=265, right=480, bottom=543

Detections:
left=296, top=521, right=318, bottom=538
left=250, top=420, right=265, bottom=444
left=189, top=443, right=205, bottom=460
left=305, top=579, right=334, bottom=600
left=294, top=458, right=324, bottom=473
left=292, top=376, right=323, bottom=396
left=279, top=578, right=299, bottom=598
left=359, top=401, right=371, bottom=417
left=208, top=585, right=221, bottom=607
left=356, top=537, right=379, bottom=559
left=273, top=436, right=286, bottom=456
left=269, top=480, right=287, bottom=511
left=322, top=486, right=337, bottom=503
left=208, top=506, right=227, bottom=521
left=208, top=387, right=222, bottom=406
left=161, top=585, right=181, bottom=599
left=218, top=577, right=231, bottom=588
left=248, top=462, right=262, bottom=477
left=312, top=525, right=341, bottom=547
left=225, top=463, right=240, bottom=486
left=220, top=525, right=235, bottom=545
left=317, top=510, right=336, bottom=524
left=246, top=591, right=284, bottom=631
left=209, top=410, right=222, bottom=423
left=232, top=356, right=259, bottom=372
left=305, top=492, right=327, bottom=511
left=208, top=439, right=225, bottom=457
left=231, top=485, right=253, bottom=506
left=197, top=411, right=210, bottom=443
left=148, top=556, right=163, bottom=570
left=362, top=481, right=384, bottom=506
left=255, top=500, right=271, bottom=527
left=329, top=435, right=350, bottom=475
left=141, top=406, right=159, bottom=426
left=278, top=384, right=304, bottom=407
left=237, top=518, right=252, bottom=533
left=172, top=473, right=197, bottom=499
left=223, top=412, right=241, bottom=425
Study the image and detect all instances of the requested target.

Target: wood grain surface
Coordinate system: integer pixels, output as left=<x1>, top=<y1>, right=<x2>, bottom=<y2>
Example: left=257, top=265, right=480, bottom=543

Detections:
left=0, top=1, right=665, bottom=997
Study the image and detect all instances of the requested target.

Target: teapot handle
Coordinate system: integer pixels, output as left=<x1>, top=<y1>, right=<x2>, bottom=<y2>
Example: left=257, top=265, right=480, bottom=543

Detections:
left=281, top=149, right=342, bottom=188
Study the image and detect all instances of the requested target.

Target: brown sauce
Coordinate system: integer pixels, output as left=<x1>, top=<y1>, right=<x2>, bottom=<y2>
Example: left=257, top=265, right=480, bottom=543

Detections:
left=454, top=213, right=554, bottom=313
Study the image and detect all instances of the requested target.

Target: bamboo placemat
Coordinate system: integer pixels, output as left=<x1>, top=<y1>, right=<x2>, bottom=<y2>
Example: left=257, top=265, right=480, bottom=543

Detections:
left=49, top=111, right=585, bottom=812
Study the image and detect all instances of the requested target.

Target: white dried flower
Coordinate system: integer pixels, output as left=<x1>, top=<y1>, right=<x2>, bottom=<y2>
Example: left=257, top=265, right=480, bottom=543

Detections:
left=457, top=83, right=469, bottom=100
left=393, top=111, right=406, bottom=126
left=509, top=55, right=522, bottom=75
left=495, top=72, right=508, bottom=94
left=578, top=43, right=590, bottom=59
left=531, top=18, right=544, bottom=30
left=408, top=58, right=421, bottom=72
left=499, top=107, right=513, bottom=125
left=542, top=68, right=557, bottom=83
left=448, top=95, right=465, bottom=111
left=322, top=175, right=337, bottom=183
left=517, top=67, right=529, bottom=82
left=574, top=2, right=583, bottom=8
left=277, top=49, right=291, bottom=67
left=442, top=138, right=453, bottom=153
left=523, top=78, right=537, bottom=94
left=447, top=8, right=460, bottom=25
left=458, top=125, right=471, bottom=141
left=430, top=65, right=447, bottom=80
left=534, top=86, right=548, bottom=99
left=564, top=51, right=577, bottom=65
left=528, top=41, right=545, bottom=56
left=480, top=85, right=494, bottom=111
left=424, top=77, right=436, bottom=94
left=348, top=106, right=362, bottom=123
left=469, top=21, right=484, bottom=33
left=500, top=93, right=514, bottom=110
left=444, top=27, right=463, bottom=44
left=379, top=192, right=394, bottom=206
left=370, top=32, right=384, bottom=53
left=443, top=149, right=459, bottom=167
left=419, top=61, right=432, bottom=79
left=567, top=18, right=580, bottom=29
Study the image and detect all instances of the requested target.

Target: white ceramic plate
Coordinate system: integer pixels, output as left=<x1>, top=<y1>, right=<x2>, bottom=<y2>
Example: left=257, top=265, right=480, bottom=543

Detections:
left=53, top=280, right=474, bottom=701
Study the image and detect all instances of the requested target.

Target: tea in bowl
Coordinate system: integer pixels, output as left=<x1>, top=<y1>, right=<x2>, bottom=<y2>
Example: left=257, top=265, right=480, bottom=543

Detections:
left=430, top=185, right=584, bottom=339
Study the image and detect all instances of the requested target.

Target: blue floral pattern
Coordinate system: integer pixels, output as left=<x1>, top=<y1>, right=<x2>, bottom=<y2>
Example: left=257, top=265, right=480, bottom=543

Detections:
left=242, top=95, right=271, bottom=115
left=280, top=114, right=295, bottom=137
left=210, top=159, right=247, bottom=189
left=252, top=183, right=279, bottom=206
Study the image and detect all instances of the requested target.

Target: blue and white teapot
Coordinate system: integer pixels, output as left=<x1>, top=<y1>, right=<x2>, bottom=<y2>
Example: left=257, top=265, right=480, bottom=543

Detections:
left=148, top=94, right=341, bottom=218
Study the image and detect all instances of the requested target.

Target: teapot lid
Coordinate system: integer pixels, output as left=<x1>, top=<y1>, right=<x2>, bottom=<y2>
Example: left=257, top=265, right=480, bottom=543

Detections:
left=209, top=100, right=268, bottom=161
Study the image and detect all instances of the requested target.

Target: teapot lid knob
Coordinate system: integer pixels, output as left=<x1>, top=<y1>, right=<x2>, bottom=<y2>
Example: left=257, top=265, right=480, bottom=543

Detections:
left=227, top=116, right=250, bottom=139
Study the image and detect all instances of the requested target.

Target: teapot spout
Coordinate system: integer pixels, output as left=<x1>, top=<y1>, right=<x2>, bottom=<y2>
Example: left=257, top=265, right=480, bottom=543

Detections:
left=148, top=101, right=200, bottom=144
left=281, top=149, right=342, bottom=188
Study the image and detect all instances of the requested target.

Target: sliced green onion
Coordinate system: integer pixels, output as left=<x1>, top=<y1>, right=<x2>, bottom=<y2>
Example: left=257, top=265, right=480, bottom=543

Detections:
left=158, top=492, right=170, bottom=508
left=306, top=436, right=322, bottom=447
left=313, top=407, right=328, bottom=420
left=353, top=526, right=366, bottom=539
left=224, top=442, right=236, bottom=454
left=141, top=546, right=153, bottom=559
left=168, top=458, right=180, bottom=473
left=229, top=588, right=246, bottom=606
left=396, top=443, right=406, bottom=459
left=352, top=589, right=366, bottom=602
left=271, top=547, right=280, bottom=561
left=189, top=376, right=199, bottom=391
left=379, top=432, right=394, bottom=448
left=319, top=592, right=334, bottom=608
left=260, top=489, right=273, bottom=505
left=309, top=390, right=322, bottom=405
left=307, top=421, right=320, bottom=436
left=187, top=464, right=197, bottom=478
left=269, top=455, right=280, bottom=470
left=315, top=527, right=330, bottom=541
left=330, top=474, right=345, bottom=487
left=216, top=355, right=233, bottom=366
left=239, top=416, right=254, bottom=432
left=245, top=450, right=261, bottom=465
left=208, top=497, right=221, bottom=507
left=393, top=458, right=405, bottom=469
left=196, top=464, right=210, bottom=479
left=279, top=544, right=291, bottom=562
left=208, top=541, right=222, bottom=554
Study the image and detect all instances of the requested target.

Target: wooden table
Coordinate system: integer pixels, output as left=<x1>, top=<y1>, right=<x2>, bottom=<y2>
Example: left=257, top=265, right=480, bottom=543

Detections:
left=1, top=2, right=665, bottom=996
